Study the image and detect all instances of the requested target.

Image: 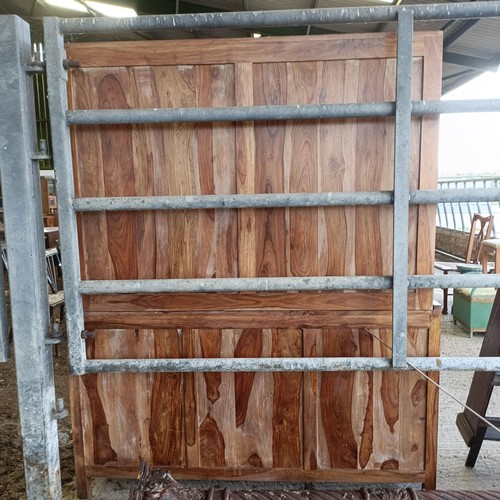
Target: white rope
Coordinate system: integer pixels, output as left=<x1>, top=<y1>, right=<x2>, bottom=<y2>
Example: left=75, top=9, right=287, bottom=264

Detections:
left=366, top=330, right=500, bottom=436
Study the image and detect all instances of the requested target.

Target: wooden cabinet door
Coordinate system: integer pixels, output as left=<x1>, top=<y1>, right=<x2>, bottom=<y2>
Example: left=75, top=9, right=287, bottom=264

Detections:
left=67, top=31, right=441, bottom=483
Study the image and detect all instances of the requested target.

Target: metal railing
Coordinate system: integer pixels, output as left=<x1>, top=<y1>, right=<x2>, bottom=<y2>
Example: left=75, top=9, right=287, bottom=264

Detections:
left=437, top=176, right=500, bottom=237
left=43, top=3, right=500, bottom=378
left=2, top=3, right=500, bottom=498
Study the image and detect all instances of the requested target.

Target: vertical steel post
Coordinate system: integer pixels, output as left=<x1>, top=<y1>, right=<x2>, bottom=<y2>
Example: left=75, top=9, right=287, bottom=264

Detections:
left=0, top=269, right=9, bottom=362
left=0, top=15, right=62, bottom=498
left=392, top=9, right=414, bottom=369
left=44, top=16, right=87, bottom=375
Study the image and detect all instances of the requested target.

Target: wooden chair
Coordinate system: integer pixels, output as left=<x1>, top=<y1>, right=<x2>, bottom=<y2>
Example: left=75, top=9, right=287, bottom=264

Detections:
left=435, top=213, right=494, bottom=314
left=480, top=238, right=500, bottom=274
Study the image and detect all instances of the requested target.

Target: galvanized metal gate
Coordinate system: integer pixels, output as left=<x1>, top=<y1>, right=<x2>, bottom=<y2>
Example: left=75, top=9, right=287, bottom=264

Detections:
left=1, top=2, right=500, bottom=498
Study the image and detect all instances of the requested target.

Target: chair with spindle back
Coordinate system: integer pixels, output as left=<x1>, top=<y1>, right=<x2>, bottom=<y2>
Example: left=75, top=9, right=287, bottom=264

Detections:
left=435, top=213, right=494, bottom=314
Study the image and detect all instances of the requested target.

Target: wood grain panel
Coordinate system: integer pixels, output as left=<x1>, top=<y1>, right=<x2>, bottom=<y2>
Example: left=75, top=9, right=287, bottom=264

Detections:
left=358, top=329, right=374, bottom=469
left=272, top=329, right=302, bottom=468
left=233, top=329, right=273, bottom=468
left=66, top=33, right=434, bottom=67
left=67, top=32, right=442, bottom=492
left=287, top=61, right=319, bottom=277
left=416, top=34, right=443, bottom=310
left=318, top=60, right=357, bottom=276
left=195, top=64, right=217, bottom=278
left=234, top=329, right=263, bottom=427
left=69, top=69, right=114, bottom=281
left=84, top=291, right=417, bottom=312
left=211, top=65, right=238, bottom=278
left=303, top=329, right=321, bottom=470
left=424, top=307, right=441, bottom=488
left=354, top=58, right=393, bottom=277
left=130, top=68, right=159, bottom=279
left=85, top=464, right=425, bottom=483
left=98, top=74, right=139, bottom=280
left=252, top=63, right=287, bottom=278
left=149, top=330, right=183, bottom=465
left=320, top=327, right=358, bottom=468
left=84, top=309, right=433, bottom=330
left=235, top=63, right=256, bottom=279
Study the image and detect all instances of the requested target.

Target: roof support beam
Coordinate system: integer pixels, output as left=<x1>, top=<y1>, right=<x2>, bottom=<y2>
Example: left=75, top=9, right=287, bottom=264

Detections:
left=444, top=18, right=480, bottom=48
left=443, top=51, right=499, bottom=71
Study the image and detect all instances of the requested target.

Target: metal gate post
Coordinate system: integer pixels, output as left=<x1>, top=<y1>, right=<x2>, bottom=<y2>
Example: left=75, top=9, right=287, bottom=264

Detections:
left=392, top=9, right=414, bottom=369
left=44, top=16, right=87, bottom=375
left=0, top=15, right=62, bottom=499
left=0, top=256, right=9, bottom=362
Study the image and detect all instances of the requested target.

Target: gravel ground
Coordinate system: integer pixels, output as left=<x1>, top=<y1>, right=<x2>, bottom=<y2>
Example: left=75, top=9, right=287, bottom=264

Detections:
left=436, top=292, right=500, bottom=490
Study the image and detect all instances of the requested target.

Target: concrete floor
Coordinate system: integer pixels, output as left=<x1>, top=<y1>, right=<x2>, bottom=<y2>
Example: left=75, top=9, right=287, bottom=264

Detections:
left=88, top=292, right=500, bottom=498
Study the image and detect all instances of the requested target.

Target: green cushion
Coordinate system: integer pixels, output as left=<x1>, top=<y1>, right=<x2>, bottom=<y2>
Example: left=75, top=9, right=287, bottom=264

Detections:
left=455, top=287, right=497, bottom=299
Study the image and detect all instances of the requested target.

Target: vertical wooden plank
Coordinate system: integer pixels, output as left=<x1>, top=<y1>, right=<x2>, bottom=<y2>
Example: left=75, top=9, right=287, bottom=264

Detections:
left=195, top=65, right=217, bottom=278
left=197, top=328, right=228, bottom=467
left=425, top=308, right=441, bottom=488
left=272, top=329, right=302, bottom=468
left=235, top=63, right=257, bottom=278
left=183, top=328, right=199, bottom=467
left=211, top=64, right=238, bottom=278
left=199, top=65, right=236, bottom=467
left=320, top=327, right=358, bottom=468
left=199, top=329, right=223, bottom=405
left=153, top=65, right=198, bottom=280
left=69, top=69, right=113, bottom=281
left=286, top=61, right=319, bottom=277
left=234, top=329, right=263, bottom=427
left=149, top=330, right=184, bottom=465
left=358, top=329, right=374, bottom=469
left=370, top=328, right=399, bottom=470
left=302, top=329, right=322, bottom=470
left=80, top=336, right=117, bottom=465
left=234, top=63, right=277, bottom=469
left=407, top=59, right=424, bottom=284
left=88, top=331, right=145, bottom=464
left=252, top=63, right=287, bottom=277
left=318, top=60, right=358, bottom=277
left=355, top=59, right=393, bottom=276
left=416, top=35, right=443, bottom=310
left=129, top=67, right=161, bottom=279
left=69, top=376, right=90, bottom=498
left=233, top=329, right=274, bottom=468
left=398, top=326, right=427, bottom=471
left=97, top=72, right=138, bottom=280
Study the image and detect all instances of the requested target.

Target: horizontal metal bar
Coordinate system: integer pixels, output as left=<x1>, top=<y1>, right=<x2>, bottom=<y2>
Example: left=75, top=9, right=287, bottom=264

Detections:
left=59, top=2, right=500, bottom=35
left=79, top=276, right=392, bottom=294
left=411, top=274, right=500, bottom=289
left=412, top=188, right=500, bottom=204
left=74, top=192, right=393, bottom=211
left=413, top=99, right=500, bottom=115
left=66, top=102, right=394, bottom=125
left=78, top=274, right=500, bottom=294
left=73, top=187, right=500, bottom=212
left=80, top=356, right=500, bottom=374
left=65, top=98, right=500, bottom=126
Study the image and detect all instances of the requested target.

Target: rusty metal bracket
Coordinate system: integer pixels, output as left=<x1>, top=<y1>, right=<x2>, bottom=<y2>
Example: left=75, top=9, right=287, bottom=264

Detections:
left=81, top=329, right=96, bottom=339
left=62, top=59, right=80, bottom=70
left=52, top=398, right=68, bottom=420
left=25, top=61, right=45, bottom=74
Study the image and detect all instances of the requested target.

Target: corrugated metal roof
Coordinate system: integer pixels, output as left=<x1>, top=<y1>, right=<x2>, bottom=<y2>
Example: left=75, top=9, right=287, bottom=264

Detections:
left=450, top=18, right=500, bottom=59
